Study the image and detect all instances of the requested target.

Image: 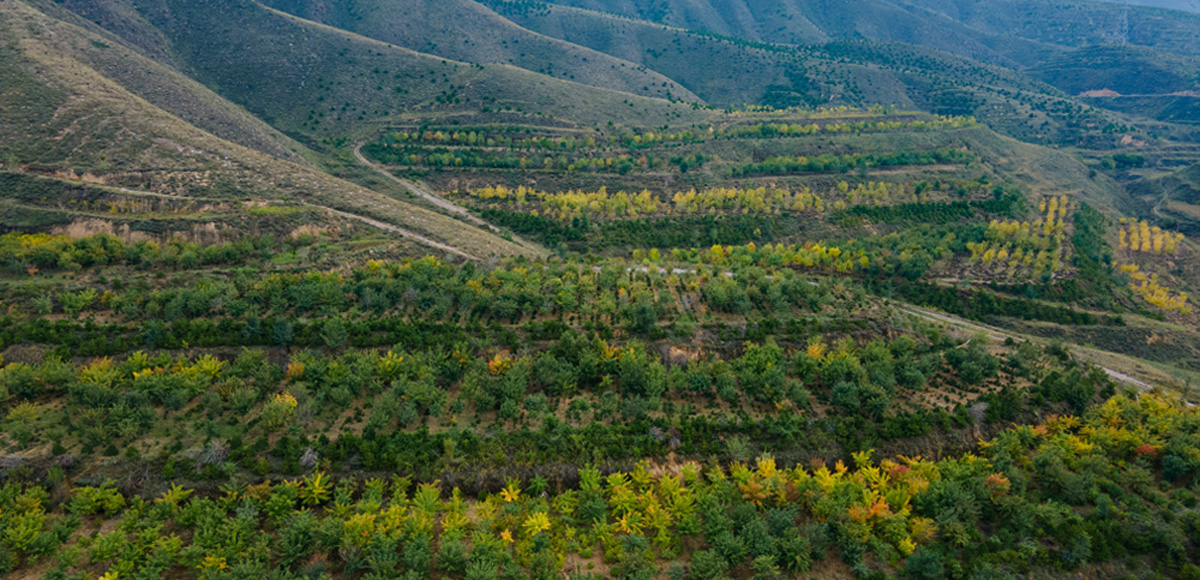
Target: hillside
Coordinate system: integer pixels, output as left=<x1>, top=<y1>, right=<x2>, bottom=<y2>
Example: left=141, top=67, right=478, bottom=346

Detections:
left=1029, top=44, right=1200, bottom=96
left=20, top=0, right=307, bottom=163
left=1092, top=0, right=1200, bottom=11
left=484, top=0, right=1137, bottom=148
left=515, top=0, right=1043, bottom=62
left=535, top=0, right=1200, bottom=60
left=258, top=0, right=699, bottom=103
left=5, top=217, right=1200, bottom=578
left=5, top=0, right=1200, bottom=579
left=7, top=1, right=1200, bottom=580
left=50, top=0, right=707, bottom=142
left=0, top=0, right=536, bottom=259
left=906, top=0, right=1200, bottom=57
left=1126, top=162, right=1200, bottom=235
left=515, top=0, right=1200, bottom=127
left=43, top=0, right=1199, bottom=150
left=4, top=132, right=1200, bottom=578
left=480, top=1, right=809, bottom=105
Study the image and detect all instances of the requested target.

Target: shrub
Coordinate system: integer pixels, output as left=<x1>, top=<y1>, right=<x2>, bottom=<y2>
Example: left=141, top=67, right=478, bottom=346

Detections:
left=262, top=392, right=299, bottom=431
left=689, top=550, right=730, bottom=580
left=67, top=482, right=125, bottom=516
left=59, top=289, right=98, bottom=318
left=905, top=547, right=945, bottom=579
left=320, top=318, right=348, bottom=349
left=437, top=537, right=469, bottom=574
left=0, top=363, right=38, bottom=400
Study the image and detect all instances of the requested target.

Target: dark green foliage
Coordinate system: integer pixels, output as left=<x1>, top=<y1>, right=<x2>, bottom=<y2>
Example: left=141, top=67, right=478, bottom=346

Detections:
left=689, top=550, right=730, bottom=580
left=944, top=342, right=1000, bottom=386
left=905, top=548, right=945, bottom=579
left=479, top=210, right=784, bottom=251
left=872, top=281, right=1120, bottom=326
left=837, top=193, right=1021, bottom=226
left=1100, top=153, right=1146, bottom=170
left=731, top=149, right=974, bottom=177
left=734, top=341, right=788, bottom=403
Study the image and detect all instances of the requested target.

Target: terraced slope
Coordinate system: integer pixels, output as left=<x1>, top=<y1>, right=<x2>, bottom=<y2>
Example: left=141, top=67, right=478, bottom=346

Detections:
left=483, top=0, right=1133, bottom=146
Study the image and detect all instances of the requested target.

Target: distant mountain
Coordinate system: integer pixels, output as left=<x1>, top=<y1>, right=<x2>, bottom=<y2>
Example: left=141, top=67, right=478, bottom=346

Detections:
left=38, top=0, right=1200, bottom=141
left=1029, top=45, right=1200, bottom=96
left=481, top=0, right=1200, bottom=132
left=531, top=0, right=1200, bottom=60
left=486, top=0, right=1147, bottom=146
left=1082, top=0, right=1200, bottom=13
left=904, top=0, right=1200, bottom=58
left=500, top=0, right=1059, bottom=66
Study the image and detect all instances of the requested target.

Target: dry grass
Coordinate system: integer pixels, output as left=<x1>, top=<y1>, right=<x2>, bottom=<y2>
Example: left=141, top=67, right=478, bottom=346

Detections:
left=0, top=1, right=537, bottom=258
left=260, top=0, right=697, bottom=102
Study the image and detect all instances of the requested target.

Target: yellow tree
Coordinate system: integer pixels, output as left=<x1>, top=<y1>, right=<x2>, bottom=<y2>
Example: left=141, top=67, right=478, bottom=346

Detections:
left=1164, top=233, right=1180, bottom=254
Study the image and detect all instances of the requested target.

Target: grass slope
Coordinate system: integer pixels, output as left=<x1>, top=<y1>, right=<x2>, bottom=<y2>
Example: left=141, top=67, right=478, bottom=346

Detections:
left=958, top=128, right=1131, bottom=212
left=1126, top=163, right=1200, bottom=235
left=260, top=0, right=700, bottom=103
left=0, top=0, right=534, bottom=258
left=481, top=0, right=806, bottom=105
left=484, top=0, right=1132, bottom=147
left=59, top=0, right=707, bottom=143
left=1030, top=44, right=1200, bottom=96
left=25, top=0, right=307, bottom=163
left=527, top=0, right=1058, bottom=65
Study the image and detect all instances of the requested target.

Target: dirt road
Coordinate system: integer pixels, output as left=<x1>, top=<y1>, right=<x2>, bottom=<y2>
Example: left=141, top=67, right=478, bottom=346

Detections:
left=353, top=143, right=543, bottom=254
left=893, top=302, right=1159, bottom=392
left=11, top=169, right=480, bottom=260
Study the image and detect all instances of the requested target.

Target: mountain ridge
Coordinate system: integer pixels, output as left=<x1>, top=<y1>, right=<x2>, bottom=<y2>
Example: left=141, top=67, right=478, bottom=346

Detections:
left=259, top=0, right=700, bottom=102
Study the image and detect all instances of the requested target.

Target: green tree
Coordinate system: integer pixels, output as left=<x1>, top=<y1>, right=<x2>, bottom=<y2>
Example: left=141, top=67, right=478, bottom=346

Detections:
left=320, top=318, right=349, bottom=349
left=59, top=288, right=97, bottom=318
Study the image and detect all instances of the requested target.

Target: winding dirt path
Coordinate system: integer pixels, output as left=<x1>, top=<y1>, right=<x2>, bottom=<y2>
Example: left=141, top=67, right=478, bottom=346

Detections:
left=296, top=203, right=477, bottom=260
left=893, top=302, right=1159, bottom=392
left=8, top=170, right=480, bottom=260
left=354, top=142, right=477, bottom=218
left=353, top=142, right=543, bottom=253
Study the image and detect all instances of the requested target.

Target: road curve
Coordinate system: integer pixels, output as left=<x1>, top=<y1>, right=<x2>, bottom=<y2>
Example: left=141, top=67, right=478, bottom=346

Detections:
left=354, top=142, right=477, bottom=218
left=297, top=203, right=477, bottom=261
left=353, top=142, right=543, bottom=254
left=893, top=302, right=1159, bottom=392
left=10, top=170, right=479, bottom=261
